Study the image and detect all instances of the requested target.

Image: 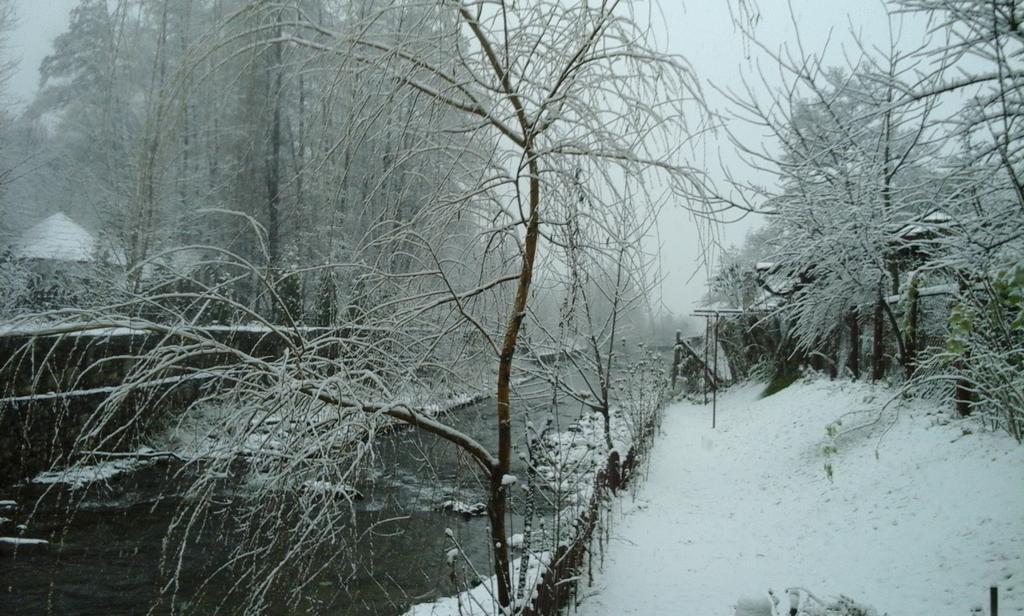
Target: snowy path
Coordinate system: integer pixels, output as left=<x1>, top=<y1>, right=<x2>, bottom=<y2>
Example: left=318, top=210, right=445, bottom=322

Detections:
left=583, top=379, right=1024, bottom=615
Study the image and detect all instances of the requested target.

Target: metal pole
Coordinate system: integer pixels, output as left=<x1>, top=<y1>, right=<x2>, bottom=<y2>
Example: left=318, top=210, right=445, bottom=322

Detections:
left=991, top=586, right=998, bottom=616
left=702, top=316, right=710, bottom=405
left=712, top=313, right=719, bottom=429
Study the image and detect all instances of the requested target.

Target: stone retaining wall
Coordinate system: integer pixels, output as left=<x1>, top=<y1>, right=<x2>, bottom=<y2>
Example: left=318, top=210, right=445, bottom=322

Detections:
left=0, top=327, right=316, bottom=398
left=0, top=379, right=204, bottom=486
left=0, top=327, right=329, bottom=487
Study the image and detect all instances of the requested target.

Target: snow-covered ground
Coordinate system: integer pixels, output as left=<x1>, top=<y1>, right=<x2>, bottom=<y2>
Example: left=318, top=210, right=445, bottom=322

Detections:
left=582, top=378, right=1024, bottom=615
left=404, top=551, right=552, bottom=616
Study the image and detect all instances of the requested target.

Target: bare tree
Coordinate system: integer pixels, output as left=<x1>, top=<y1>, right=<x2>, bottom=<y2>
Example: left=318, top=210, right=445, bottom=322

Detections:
left=533, top=174, right=660, bottom=453
left=11, top=0, right=710, bottom=611
left=888, top=0, right=1024, bottom=434
left=705, top=0, right=1024, bottom=436
left=707, top=14, right=946, bottom=380
left=0, top=0, right=18, bottom=196
left=256, top=1, right=708, bottom=606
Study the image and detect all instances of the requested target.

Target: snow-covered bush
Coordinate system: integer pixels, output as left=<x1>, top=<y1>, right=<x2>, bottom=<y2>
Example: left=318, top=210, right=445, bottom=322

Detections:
left=0, top=249, right=31, bottom=319
left=735, top=588, right=882, bottom=616
left=915, top=263, right=1024, bottom=440
left=273, top=268, right=304, bottom=325
left=313, top=267, right=338, bottom=327
left=0, top=256, right=125, bottom=316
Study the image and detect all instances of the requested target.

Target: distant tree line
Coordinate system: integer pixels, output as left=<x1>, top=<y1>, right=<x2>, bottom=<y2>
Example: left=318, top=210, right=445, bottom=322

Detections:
left=0, top=2, right=708, bottom=611
left=0, top=0, right=481, bottom=326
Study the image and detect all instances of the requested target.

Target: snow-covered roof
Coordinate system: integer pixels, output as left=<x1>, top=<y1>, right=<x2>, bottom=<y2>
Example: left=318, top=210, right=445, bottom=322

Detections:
left=895, top=209, right=953, bottom=241
left=14, top=213, right=96, bottom=263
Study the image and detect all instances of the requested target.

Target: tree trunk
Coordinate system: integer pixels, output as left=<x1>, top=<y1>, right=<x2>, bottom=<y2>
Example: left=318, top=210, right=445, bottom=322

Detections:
left=829, top=330, right=839, bottom=380
left=882, top=101, right=901, bottom=299
left=905, top=278, right=920, bottom=376
left=128, top=0, right=170, bottom=291
left=487, top=473, right=511, bottom=605
left=954, top=278, right=973, bottom=416
left=872, top=299, right=884, bottom=381
left=265, top=19, right=283, bottom=268
left=672, top=331, right=682, bottom=390
left=602, top=406, right=614, bottom=452
left=847, top=308, right=860, bottom=379
left=516, top=427, right=540, bottom=602
left=491, top=155, right=542, bottom=607
left=955, top=372, right=973, bottom=417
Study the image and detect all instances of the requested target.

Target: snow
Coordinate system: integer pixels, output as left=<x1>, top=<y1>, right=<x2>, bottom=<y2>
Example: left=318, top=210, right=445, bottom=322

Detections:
left=446, top=548, right=461, bottom=565
left=300, top=480, right=363, bottom=500
left=404, top=396, right=643, bottom=616
left=0, top=321, right=336, bottom=338
left=0, top=537, right=48, bottom=547
left=895, top=209, right=954, bottom=241
left=32, top=454, right=158, bottom=489
left=437, top=500, right=487, bottom=516
left=156, top=388, right=491, bottom=463
left=529, top=406, right=633, bottom=515
left=402, top=552, right=552, bottom=616
left=582, top=378, right=1024, bottom=615
left=884, top=283, right=957, bottom=305
left=417, top=391, right=490, bottom=417
left=12, top=213, right=98, bottom=263
left=0, top=372, right=210, bottom=404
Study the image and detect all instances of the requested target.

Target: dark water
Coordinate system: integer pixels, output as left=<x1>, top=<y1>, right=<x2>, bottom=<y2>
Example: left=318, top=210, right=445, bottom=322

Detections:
left=0, top=374, right=590, bottom=615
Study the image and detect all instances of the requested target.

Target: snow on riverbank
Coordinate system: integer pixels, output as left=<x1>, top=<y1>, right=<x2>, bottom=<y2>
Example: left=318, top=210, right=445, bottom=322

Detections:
left=32, top=453, right=159, bottom=489
left=21, top=386, right=497, bottom=494
left=402, top=396, right=652, bottom=616
left=404, top=552, right=552, bottom=616
left=0, top=536, right=49, bottom=554
left=152, top=386, right=495, bottom=462
left=582, top=378, right=1024, bottom=615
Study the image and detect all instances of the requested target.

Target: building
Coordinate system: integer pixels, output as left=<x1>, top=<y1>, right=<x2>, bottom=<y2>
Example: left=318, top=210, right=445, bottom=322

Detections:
left=12, top=212, right=99, bottom=263
left=4, top=213, right=121, bottom=311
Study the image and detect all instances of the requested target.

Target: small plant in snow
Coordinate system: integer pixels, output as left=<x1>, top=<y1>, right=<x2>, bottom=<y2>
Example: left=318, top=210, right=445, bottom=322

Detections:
left=822, top=420, right=840, bottom=482
left=755, top=587, right=883, bottom=616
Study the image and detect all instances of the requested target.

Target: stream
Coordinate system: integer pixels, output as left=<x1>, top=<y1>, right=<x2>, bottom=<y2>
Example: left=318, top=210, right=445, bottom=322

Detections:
left=0, top=370, right=595, bottom=615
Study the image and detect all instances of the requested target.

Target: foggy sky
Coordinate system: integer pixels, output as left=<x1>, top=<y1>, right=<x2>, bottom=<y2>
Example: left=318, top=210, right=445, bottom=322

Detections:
left=652, top=1, right=924, bottom=316
left=7, top=0, right=923, bottom=315
left=9, top=0, right=75, bottom=105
